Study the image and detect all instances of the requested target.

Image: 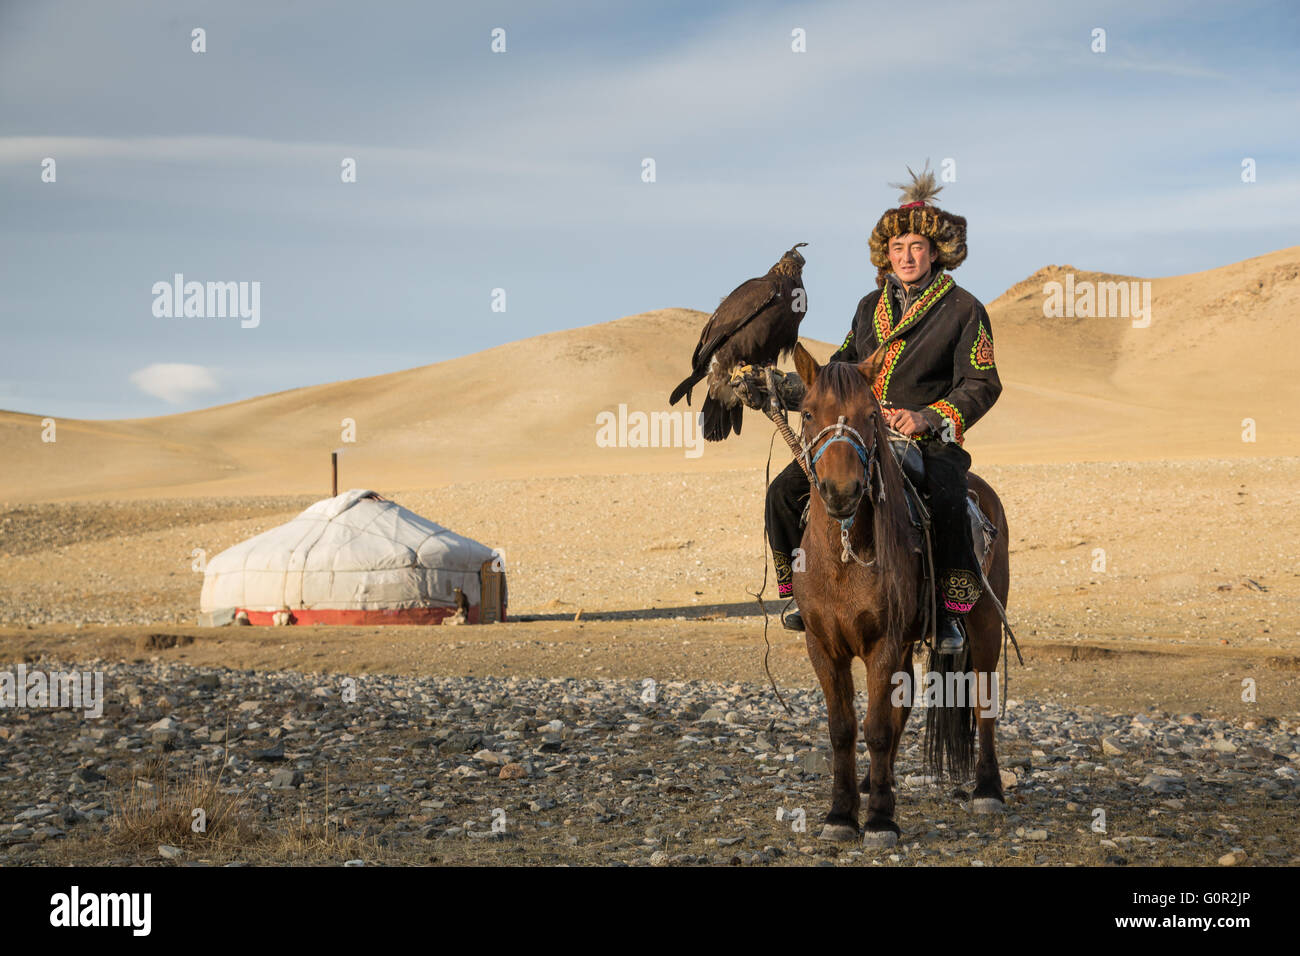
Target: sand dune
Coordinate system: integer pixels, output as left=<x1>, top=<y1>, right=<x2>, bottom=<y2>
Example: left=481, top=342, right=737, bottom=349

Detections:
left=980, top=249, right=1300, bottom=461
left=2, top=247, right=1297, bottom=503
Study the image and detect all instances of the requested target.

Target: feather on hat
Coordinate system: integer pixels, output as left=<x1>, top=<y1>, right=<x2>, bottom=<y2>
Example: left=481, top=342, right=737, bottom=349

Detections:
left=869, top=160, right=967, bottom=287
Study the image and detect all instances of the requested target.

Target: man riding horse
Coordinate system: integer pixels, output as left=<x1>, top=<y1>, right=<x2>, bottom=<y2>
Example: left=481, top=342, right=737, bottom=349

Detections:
left=757, top=166, right=1002, bottom=654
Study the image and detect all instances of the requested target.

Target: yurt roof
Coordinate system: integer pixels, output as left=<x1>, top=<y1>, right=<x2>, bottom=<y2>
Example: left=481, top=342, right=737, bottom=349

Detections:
left=205, top=489, right=496, bottom=574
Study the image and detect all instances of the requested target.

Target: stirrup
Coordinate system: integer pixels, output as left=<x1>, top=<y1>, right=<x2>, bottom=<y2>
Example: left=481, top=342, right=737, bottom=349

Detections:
left=781, top=598, right=805, bottom=632
left=936, top=613, right=966, bottom=655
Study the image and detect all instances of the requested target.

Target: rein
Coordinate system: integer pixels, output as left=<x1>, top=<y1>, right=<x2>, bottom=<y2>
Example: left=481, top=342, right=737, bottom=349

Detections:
left=800, top=413, right=885, bottom=566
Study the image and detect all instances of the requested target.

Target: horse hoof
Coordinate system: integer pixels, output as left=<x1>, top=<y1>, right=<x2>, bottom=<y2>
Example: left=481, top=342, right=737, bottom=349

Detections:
left=971, top=797, right=1006, bottom=815
left=862, top=828, right=899, bottom=849
left=818, top=823, right=859, bottom=842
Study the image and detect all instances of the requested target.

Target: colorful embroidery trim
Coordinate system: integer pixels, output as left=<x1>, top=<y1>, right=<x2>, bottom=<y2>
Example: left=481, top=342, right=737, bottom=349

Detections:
left=928, top=399, right=965, bottom=444
left=774, top=551, right=793, bottom=591
left=873, top=292, right=890, bottom=343
left=872, top=340, right=904, bottom=404
left=873, top=271, right=954, bottom=344
left=834, top=328, right=855, bottom=359
left=970, top=320, right=996, bottom=370
left=940, top=569, right=982, bottom=614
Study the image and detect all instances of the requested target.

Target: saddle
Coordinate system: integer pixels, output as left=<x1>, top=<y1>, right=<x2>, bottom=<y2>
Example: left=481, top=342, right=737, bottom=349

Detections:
left=889, top=436, right=997, bottom=574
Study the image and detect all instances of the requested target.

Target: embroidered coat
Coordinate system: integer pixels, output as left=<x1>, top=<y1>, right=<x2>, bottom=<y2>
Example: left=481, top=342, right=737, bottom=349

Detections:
left=829, top=270, right=1001, bottom=444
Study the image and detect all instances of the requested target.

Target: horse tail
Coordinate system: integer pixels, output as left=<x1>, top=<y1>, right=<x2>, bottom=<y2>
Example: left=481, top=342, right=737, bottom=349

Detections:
left=922, top=645, right=976, bottom=781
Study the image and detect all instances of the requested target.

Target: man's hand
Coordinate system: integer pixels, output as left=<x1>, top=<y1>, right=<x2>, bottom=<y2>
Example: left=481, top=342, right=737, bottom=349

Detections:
left=883, top=407, right=930, bottom=437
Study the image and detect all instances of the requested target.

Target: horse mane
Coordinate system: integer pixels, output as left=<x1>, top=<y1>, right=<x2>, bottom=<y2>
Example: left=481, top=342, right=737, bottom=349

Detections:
left=809, top=363, right=919, bottom=648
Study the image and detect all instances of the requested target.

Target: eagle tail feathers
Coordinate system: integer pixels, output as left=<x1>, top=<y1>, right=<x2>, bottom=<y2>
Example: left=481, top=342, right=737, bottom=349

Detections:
left=669, top=374, right=699, bottom=407
left=701, top=396, right=734, bottom=442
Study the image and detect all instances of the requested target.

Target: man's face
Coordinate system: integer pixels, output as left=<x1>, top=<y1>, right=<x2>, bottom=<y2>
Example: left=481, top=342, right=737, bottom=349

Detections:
left=888, top=233, right=937, bottom=285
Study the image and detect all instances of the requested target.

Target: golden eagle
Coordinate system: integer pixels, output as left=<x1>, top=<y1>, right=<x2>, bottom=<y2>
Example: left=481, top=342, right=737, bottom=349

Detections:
left=668, top=243, right=808, bottom=441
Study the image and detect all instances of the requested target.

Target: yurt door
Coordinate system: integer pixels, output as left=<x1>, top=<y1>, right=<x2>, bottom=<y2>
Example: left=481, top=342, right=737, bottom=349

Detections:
left=479, top=560, right=505, bottom=623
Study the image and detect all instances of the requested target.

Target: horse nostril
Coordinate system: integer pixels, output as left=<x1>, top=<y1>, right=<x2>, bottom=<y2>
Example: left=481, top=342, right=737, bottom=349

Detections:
left=832, top=480, right=861, bottom=503
left=823, top=479, right=863, bottom=516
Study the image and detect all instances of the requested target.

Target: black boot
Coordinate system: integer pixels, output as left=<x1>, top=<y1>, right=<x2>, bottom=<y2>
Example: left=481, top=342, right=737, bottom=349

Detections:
left=782, top=599, right=805, bottom=632
left=936, top=611, right=966, bottom=655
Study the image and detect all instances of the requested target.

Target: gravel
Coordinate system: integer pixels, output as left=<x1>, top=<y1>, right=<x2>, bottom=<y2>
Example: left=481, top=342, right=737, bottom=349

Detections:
left=0, top=658, right=1296, bottom=865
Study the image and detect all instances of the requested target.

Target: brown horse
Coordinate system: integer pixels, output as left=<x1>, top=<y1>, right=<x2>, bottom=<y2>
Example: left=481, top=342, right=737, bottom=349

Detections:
left=790, top=341, right=1011, bottom=846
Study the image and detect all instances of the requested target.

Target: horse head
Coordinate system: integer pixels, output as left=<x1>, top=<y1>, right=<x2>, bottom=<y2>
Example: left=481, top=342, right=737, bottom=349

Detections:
left=793, top=342, right=891, bottom=521
left=792, top=340, right=917, bottom=645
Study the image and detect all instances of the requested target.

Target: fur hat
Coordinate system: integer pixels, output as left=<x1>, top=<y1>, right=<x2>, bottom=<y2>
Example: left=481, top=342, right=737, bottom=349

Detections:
left=869, top=162, right=967, bottom=286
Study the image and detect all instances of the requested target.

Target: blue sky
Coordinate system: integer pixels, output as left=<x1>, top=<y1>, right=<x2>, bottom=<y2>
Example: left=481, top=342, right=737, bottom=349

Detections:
left=1, top=0, right=1296, bottom=419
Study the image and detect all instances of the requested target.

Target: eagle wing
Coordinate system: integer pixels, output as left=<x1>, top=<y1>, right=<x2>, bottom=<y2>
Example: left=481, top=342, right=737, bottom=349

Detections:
left=690, top=277, right=778, bottom=371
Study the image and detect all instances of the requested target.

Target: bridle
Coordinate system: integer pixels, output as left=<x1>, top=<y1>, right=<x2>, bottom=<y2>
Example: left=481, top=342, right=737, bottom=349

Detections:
left=800, top=411, right=887, bottom=566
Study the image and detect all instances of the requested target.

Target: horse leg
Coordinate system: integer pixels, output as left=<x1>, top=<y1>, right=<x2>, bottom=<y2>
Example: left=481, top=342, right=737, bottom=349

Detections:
left=860, top=651, right=903, bottom=847
left=887, top=652, right=913, bottom=792
left=807, top=633, right=859, bottom=841
left=967, top=477, right=1009, bottom=814
left=969, top=585, right=1005, bottom=813
left=861, top=645, right=913, bottom=795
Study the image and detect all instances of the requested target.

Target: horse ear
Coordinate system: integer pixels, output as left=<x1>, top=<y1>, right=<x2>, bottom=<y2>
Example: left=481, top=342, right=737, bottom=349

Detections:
left=793, top=341, right=819, bottom=387
left=857, top=345, right=887, bottom=392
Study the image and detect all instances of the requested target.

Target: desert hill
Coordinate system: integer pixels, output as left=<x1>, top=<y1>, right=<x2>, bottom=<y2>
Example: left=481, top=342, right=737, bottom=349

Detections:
left=2, top=247, right=1297, bottom=503
left=0, top=309, right=840, bottom=502
left=977, top=248, right=1300, bottom=461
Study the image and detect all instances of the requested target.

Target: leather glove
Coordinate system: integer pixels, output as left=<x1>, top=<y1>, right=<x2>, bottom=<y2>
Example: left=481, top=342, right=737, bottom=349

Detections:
left=728, top=365, right=807, bottom=412
left=773, top=369, right=806, bottom=408
left=729, top=364, right=767, bottom=411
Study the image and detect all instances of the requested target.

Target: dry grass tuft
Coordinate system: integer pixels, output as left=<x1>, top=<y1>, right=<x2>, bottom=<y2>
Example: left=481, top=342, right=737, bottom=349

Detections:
left=104, top=757, right=391, bottom=864
left=108, top=752, right=258, bottom=852
left=252, top=767, right=388, bottom=863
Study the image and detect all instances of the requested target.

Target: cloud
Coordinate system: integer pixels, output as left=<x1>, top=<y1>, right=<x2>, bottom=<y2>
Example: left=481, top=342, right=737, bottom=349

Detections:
left=129, top=363, right=219, bottom=404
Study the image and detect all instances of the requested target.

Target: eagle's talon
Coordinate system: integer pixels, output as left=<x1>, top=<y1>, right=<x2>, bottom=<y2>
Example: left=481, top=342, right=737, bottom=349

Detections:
left=729, top=364, right=756, bottom=385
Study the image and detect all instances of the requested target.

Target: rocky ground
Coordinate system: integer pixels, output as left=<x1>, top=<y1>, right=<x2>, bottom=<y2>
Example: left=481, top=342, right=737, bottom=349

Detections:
left=0, top=457, right=1296, bottom=865
left=2, top=659, right=1296, bottom=867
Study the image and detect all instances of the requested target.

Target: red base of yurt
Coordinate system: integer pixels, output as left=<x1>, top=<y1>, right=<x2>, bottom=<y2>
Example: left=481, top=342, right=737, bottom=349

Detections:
left=236, top=606, right=507, bottom=626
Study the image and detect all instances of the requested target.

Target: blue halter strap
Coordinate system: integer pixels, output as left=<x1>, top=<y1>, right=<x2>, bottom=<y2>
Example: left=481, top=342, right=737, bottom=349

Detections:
left=810, top=434, right=869, bottom=471
left=800, top=415, right=881, bottom=534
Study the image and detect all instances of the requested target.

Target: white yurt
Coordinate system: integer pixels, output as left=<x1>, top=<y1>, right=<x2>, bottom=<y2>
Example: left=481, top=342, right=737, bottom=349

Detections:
left=199, top=489, right=506, bottom=625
